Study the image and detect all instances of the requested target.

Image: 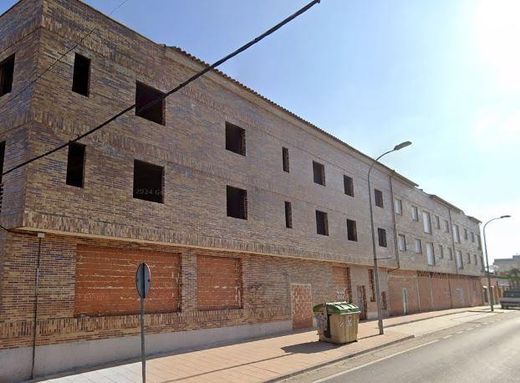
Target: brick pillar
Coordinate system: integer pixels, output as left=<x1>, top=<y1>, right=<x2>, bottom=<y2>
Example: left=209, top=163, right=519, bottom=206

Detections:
left=181, top=250, right=197, bottom=312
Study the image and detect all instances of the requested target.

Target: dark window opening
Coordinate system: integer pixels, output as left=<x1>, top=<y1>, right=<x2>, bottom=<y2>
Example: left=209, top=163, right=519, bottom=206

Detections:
left=282, top=147, right=289, bottom=172
left=225, top=122, right=246, bottom=156
left=0, top=141, right=5, bottom=183
left=316, top=210, right=328, bottom=236
left=133, top=160, right=164, bottom=203
left=66, top=143, right=86, bottom=188
left=135, top=82, right=165, bottom=125
left=344, top=175, right=354, bottom=197
left=72, top=53, right=90, bottom=96
left=378, top=228, right=387, bottom=247
left=374, top=189, right=384, bottom=208
left=347, top=219, right=357, bottom=241
left=313, top=161, right=325, bottom=185
left=0, top=54, right=15, bottom=97
left=227, top=185, right=247, bottom=219
left=285, top=201, right=292, bottom=228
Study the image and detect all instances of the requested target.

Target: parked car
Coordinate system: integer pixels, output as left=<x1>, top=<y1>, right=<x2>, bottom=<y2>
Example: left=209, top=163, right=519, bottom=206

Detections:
left=500, top=290, right=520, bottom=309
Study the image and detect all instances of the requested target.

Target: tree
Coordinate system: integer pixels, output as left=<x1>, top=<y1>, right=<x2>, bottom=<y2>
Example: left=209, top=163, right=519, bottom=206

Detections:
left=505, top=268, right=520, bottom=289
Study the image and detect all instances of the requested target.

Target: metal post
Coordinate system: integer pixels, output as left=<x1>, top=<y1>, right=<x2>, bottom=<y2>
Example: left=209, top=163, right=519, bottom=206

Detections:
left=140, top=295, right=146, bottom=383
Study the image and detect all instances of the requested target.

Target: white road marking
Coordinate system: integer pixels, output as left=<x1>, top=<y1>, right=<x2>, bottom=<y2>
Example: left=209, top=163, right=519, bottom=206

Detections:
left=456, top=331, right=464, bottom=334
left=442, top=335, right=452, bottom=339
left=312, top=340, right=439, bottom=383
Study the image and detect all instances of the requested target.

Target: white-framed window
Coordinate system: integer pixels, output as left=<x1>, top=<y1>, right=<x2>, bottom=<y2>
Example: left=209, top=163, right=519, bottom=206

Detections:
left=398, top=234, right=406, bottom=251
left=426, top=243, right=435, bottom=265
left=415, top=238, right=422, bottom=254
left=456, top=250, right=463, bottom=269
left=394, top=198, right=402, bottom=215
left=453, top=224, right=461, bottom=243
left=412, top=206, right=419, bottom=221
left=422, top=211, right=432, bottom=234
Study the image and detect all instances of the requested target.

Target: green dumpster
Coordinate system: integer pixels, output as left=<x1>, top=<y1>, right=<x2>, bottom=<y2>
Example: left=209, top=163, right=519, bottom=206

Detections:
left=313, top=302, right=360, bottom=344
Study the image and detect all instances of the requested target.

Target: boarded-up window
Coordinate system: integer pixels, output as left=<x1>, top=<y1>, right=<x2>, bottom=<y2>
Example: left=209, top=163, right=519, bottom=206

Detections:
left=197, top=255, right=242, bottom=310
left=74, top=246, right=181, bottom=316
left=368, top=269, right=376, bottom=302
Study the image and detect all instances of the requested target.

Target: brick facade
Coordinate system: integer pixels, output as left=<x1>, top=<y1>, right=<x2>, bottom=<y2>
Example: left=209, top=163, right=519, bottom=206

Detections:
left=0, top=0, right=484, bottom=380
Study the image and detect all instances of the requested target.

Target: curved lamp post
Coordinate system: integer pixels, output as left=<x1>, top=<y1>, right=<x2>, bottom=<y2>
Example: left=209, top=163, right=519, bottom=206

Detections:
left=368, top=141, right=412, bottom=335
left=483, top=215, right=511, bottom=312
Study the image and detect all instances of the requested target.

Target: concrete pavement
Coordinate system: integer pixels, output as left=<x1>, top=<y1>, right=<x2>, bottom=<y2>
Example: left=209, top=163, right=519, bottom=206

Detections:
left=35, top=306, right=502, bottom=383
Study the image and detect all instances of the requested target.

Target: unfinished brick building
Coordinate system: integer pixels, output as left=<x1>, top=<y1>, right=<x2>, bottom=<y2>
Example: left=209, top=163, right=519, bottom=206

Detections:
left=0, top=0, right=484, bottom=380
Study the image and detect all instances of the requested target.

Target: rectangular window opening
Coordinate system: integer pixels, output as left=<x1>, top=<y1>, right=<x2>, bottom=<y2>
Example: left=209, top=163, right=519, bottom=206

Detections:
left=426, top=243, right=435, bottom=265
left=0, top=54, right=15, bottom=97
left=398, top=234, right=406, bottom=251
left=415, top=238, right=422, bottom=254
left=412, top=206, right=419, bottom=221
left=377, top=228, right=387, bottom=247
left=226, top=185, right=247, bottom=219
left=344, top=175, right=354, bottom=197
left=394, top=198, right=402, bottom=215
left=346, top=219, right=357, bottom=241
left=422, top=211, right=432, bottom=234
left=313, top=161, right=325, bottom=186
left=225, top=122, right=246, bottom=156
left=374, top=189, right=384, bottom=208
left=66, top=143, right=86, bottom=187
left=133, top=160, right=164, bottom=203
left=135, top=82, right=165, bottom=125
left=72, top=53, right=90, bottom=96
left=284, top=201, right=292, bottom=229
left=316, top=210, right=328, bottom=236
left=282, top=147, right=290, bottom=172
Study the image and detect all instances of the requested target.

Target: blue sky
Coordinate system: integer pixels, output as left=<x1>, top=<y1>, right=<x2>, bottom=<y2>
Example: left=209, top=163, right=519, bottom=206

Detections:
left=2, top=0, right=518, bottom=262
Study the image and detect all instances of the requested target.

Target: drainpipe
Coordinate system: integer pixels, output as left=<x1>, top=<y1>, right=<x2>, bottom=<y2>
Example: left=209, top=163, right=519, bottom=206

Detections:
left=30, top=232, right=45, bottom=380
left=388, top=173, right=400, bottom=270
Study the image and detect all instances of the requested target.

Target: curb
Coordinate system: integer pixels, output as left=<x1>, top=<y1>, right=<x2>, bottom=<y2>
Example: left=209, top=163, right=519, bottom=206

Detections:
left=267, top=334, right=415, bottom=383
left=383, top=310, right=466, bottom=328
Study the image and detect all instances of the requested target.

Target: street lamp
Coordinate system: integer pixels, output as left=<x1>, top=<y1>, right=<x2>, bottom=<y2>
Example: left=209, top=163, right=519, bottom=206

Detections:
left=483, top=215, right=511, bottom=312
left=368, top=141, right=411, bottom=335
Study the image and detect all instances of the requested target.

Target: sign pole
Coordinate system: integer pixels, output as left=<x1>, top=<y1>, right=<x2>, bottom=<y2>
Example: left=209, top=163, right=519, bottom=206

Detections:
left=136, top=263, right=151, bottom=383
left=140, top=293, right=146, bottom=383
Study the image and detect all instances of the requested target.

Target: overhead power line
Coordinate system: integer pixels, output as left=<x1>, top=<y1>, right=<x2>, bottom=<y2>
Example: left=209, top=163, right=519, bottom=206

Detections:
left=2, top=0, right=321, bottom=177
left=0, top=0, right=131, bottom=110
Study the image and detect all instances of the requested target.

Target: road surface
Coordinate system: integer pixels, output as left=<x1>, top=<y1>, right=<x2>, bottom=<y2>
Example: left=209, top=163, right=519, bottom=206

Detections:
left=287, top=310, right=520, bottom=383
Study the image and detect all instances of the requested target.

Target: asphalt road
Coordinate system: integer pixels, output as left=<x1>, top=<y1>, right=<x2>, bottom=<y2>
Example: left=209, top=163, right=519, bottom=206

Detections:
left=295, top=311, right=520, bottom=383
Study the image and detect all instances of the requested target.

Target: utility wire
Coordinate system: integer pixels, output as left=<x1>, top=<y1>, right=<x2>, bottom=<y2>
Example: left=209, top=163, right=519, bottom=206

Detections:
left=0, top=0, right=132, bottom=110
left=2, top=0, right=321, bottom=177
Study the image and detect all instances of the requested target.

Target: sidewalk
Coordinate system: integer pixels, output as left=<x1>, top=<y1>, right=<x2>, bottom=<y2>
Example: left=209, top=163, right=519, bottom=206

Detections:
left=39, top=306, right=498, bottom=383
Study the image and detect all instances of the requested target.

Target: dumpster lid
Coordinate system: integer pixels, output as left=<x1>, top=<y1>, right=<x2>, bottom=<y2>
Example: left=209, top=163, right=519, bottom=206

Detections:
left=313, top=302, right=360, bottom=314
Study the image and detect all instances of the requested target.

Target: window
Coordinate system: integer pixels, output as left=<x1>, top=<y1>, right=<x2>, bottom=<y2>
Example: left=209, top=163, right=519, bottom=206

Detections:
left=197, top=256, right=242, bottom=310
left=135, top=82, right=165, bottom=125
left=313, top=161, right=325, bottom=185
left=394, top=198, right=402, bottom=215
left=378, top=228, right=387, bottom=247
left=133, top=160, right=164, bottom=203
left=284, top=201, right=292, bottom=229
left=344, top=175, right=354, bottom=197
left=445, top=220, right=450, bottom=233
left=453, top=224, right=461, bottom=243
left=448, top=247, right=453, bottom=260
left=439, top=245, right=444, bottom=259
left=415, top=238, right=422, bottom=254
left=473, top=254, right=478, bottom=265
left=471, top=232, right=475, bottom=243
left=412, top=206, right=419, bottom=221
left=368, top=269, right=376, bottom=302
left=464, top=228, right=468, bottom=241
left=66, top=143, right=86, bottom=187
left=374, top=189, right=384, bottom=208
left=398, top=234, right=406, bottom=251
left=426, top=243, right=435, bottom=265
left=467, top=253, right=471, bottom=264
left=282, top=147, right=289, bottom=172
left=477, top=235, right=482, bottom=250
left=226, top=185, right=247, bottom=219
left=456, top=250, right=463, bottom=269
left=72, top=53, right=90, bottom=96
left=435, top=215, right=440, bottom=229
left=422, top=211, right=432, bottom=234
left=225, top=122, right=246, bottom=156
left=316, top=210, right=328, bottom=236
left=346, top=219, right=357, bottom=241
left=0, top=54, right=15, bottom=97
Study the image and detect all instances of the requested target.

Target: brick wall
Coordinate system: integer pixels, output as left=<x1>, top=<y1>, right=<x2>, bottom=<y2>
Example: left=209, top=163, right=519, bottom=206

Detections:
left=197, top=255, right=242, bottom=310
